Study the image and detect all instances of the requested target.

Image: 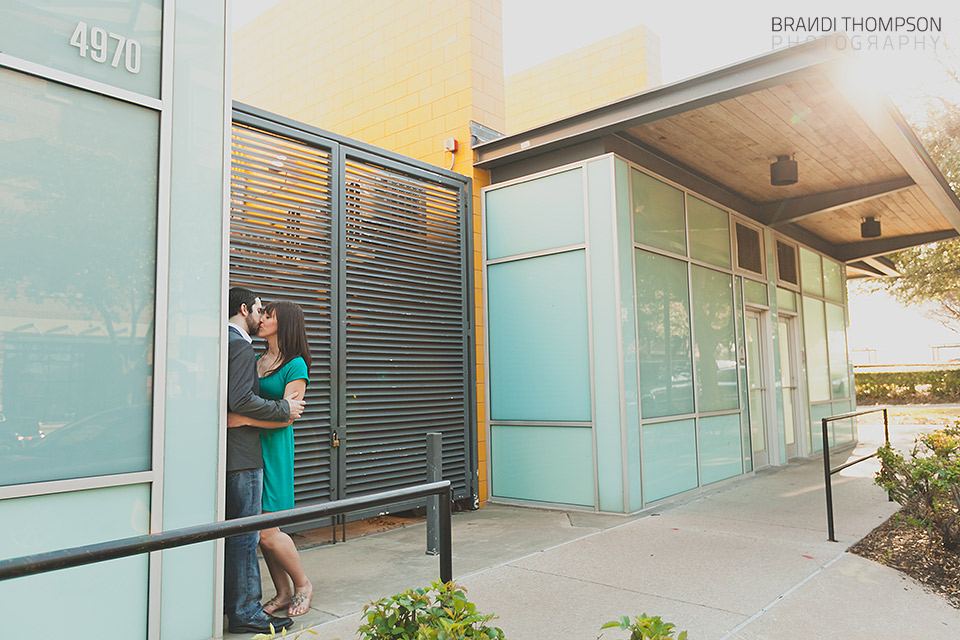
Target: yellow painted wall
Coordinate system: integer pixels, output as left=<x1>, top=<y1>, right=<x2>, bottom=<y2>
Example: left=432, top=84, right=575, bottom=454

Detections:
left=234, top=0, right=502, bottom=504
left=505, top=25, right=661, bottom=133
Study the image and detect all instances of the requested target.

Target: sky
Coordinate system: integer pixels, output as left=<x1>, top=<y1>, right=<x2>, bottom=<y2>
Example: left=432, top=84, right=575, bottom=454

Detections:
left=232, top=0, right=960, bottom=363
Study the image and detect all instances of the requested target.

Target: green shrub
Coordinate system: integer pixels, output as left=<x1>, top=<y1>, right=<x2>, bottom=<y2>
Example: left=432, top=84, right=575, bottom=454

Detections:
left=357, top=580, right=504, bottom=640
left=601, top=614, right=687, bottom=640
left=855, top=369, right=960, bottom=404
left=875, top=424, right=960, bottom=551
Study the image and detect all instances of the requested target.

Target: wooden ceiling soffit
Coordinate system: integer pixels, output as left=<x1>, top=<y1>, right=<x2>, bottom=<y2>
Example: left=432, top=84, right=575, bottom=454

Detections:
left=833, top=230, right=959, bottom=262
left=758, top=177, right=915, bottom=227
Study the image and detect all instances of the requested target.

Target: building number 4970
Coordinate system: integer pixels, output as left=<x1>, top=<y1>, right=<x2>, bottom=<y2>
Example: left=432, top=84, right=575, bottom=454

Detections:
left=70, top=21, right=141, bottom=74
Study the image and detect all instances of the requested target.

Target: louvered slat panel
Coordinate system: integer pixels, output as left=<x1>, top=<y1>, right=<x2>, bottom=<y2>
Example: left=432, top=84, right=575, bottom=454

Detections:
left=343, top=157, right=467, bottom=499
left=229, top=123, right=335, bottom=506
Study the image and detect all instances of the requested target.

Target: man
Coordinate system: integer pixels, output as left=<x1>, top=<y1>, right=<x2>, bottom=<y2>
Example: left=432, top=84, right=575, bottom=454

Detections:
left=224, top=287, right=305, bottom=634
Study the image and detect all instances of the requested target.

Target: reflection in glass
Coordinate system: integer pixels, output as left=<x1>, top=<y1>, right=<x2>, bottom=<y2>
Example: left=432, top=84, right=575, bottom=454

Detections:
left=691, top=266, right=738, bottom=412
left=0, top=70, right=158, bottom=486
left=826, top=303, right=849, bottom=398
left=635, top=250, right=694, bottom=418
left=631, top=170, right=686, bottom=255
left=745, top=315, right=765, bottom=451
left=822, top=259, right=843, bottom=302
left=778, top=319, right=796, bottom=448
left=802, top=296, right=830, bottom=402
left=800, top=247, right=823, bottom=297
left=688, top=196, right=730, bottom=268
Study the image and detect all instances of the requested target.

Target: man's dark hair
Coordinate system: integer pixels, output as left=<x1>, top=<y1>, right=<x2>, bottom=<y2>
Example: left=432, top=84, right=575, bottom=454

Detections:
left=229, top=287, right=257, bottom=318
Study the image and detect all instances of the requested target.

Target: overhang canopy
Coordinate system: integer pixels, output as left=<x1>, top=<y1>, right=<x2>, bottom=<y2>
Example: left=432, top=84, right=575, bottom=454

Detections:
left=474, top=38, right=960, bottom=277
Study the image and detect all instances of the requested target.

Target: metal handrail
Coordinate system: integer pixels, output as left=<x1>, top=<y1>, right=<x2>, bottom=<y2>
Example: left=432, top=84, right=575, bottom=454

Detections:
left=0, top=480, right=453, bottom=583
left=822, top=407, right=889, bottom=542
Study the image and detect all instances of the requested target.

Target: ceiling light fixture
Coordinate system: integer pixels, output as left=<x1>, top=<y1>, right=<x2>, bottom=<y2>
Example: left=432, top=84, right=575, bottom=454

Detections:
left=861, top=216, right=881, bottom=238
left=770, top=154, right=798, bottom=186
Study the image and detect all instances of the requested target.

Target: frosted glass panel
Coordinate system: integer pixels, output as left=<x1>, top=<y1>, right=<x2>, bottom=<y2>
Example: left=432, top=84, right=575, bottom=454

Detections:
left=800, top=247, right=823, bottom=297
left=823, top=259, right=843, bottom=302
left=832, top=400, right=855, bottom=444
left=635, top=250, right=694, bottom=418
left=632, top=170, right=686, bottom=255
left=642, top=419, right=698, bottom=501
left=826, top=303, right=849, bottom=398
left=691, top=266, right=738, bottom=412
left=699, top=414, right=743, bottom=484
left=491, top=425, right=594, bottom=506
left=0, top=0, right=163, bottom=98
left=488, top=251, right=590, bottom=421
left=688, top=196, right=730, bottom=268
left=810, top=403, right=834, bottom=451
left=486, top=169, right=584, bottom=259
left=743, top=279, right=767, bottom=306
left=0, top=70, right=157, bottom=486
left=776, top=287, right=796, bottom=312
left=803, top=297, right=830, bottom=402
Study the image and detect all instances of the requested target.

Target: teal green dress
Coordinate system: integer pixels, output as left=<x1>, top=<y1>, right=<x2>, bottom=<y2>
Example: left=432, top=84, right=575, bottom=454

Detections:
left=258, top=356, right=309, bottom=511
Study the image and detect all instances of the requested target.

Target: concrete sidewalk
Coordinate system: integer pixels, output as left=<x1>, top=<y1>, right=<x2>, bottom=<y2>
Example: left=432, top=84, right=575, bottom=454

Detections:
left=227, top=422, right=959, bottom=639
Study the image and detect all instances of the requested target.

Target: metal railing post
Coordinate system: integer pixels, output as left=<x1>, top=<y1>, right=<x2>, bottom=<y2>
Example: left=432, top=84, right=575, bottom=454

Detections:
left=426, top=432, right=442, bottom=555
left=822, top=416, right=837, bottom=542
left=439, top=483, right=453, bottom=583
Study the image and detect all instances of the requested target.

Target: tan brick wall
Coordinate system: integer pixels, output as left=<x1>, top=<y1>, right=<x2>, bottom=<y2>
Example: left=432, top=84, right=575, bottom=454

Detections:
left=233, top=0, right=501, bottom=504
left=504, top=25, right=661, bottom=133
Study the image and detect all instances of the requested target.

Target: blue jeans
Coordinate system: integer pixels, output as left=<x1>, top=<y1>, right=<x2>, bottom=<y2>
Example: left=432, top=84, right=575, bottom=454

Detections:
left=224, top=468, right=264, bottom=625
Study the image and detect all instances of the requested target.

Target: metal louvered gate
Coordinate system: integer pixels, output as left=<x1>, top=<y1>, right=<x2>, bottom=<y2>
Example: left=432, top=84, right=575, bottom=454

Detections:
left=229, top=104, right=475, bottom=521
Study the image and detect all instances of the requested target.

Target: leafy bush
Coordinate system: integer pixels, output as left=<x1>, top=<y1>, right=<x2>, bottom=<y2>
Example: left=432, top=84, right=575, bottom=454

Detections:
left=601, top=614, right=687, bottom=640
left=855, top=369, right=960, bottom=404
left=357, top=580, right=504, bottom=640
left=875, top=424, right=960, bottom=550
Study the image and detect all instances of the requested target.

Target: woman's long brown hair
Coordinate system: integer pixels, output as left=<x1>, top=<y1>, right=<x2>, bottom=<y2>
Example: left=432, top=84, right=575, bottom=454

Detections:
left=261, top=301, right=312, bottom=376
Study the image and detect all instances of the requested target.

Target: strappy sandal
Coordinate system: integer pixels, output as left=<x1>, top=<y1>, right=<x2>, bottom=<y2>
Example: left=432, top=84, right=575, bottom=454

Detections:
left=288, top=590, right=313, bottom=617
left=263, top=595, right=291, bottom=615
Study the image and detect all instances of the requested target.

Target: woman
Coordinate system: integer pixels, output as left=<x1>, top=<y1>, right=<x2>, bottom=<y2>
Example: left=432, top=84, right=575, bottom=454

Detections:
left=228, top=300, right=313, bottom=617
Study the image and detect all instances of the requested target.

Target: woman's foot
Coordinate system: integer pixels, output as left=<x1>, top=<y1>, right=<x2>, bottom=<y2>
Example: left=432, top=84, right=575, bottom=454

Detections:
left=263, top=594, right=292, bottom=615
left=288, top=585, right=313, bottom=617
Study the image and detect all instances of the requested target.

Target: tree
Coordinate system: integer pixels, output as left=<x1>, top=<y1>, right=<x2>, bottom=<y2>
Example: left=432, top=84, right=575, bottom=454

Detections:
left=873, top=46, right=960, bottom=328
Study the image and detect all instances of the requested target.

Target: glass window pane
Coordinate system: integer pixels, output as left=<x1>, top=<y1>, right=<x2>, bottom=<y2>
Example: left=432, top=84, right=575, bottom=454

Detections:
left=776, top=287, right=796, bottom=312
left=491, top=425, right=594, bottom=506
left=632, top=170, right=686, bottom=255
left=688, top=196, right=730, bottom=268
left=744, top=279, right=767, bottom=306
left=800, top=247, right=823, bottom=297
left=823, top=259, right=843, bottom=302
left=635, top=250, right=694, bottom=418
left=487, top=251, right=591, bottom=421
left=776, top=240, right=799, bottom=285
left=691, top=266, right=738, bottom=412
left=699, top=414, right=742, bottom=484
left=826, top=303, right=849, bottom=398
left=0, top=1, right=163, bottom=98
left=486, top=168, right=585, bottom=259
left=0, top=70, right=158, bottom=486
left=802, top=297, right=830, bottom=402
left=642, top=419, right=698, bottom=501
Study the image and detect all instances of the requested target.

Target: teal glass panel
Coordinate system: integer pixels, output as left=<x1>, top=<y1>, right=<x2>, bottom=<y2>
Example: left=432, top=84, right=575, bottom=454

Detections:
left=699, top=414, right=743, bottom=484
left=642, top=419, right=698, bottom=502
left=631, top=169, right=686, bottom=255
left=491, top=425, right=594, bottom=506
left=691, top=266, right=738, bottom=412
left=159, top=1, right=225, bottom=636
left=635, top=250, right=694, bottom=418
left=743, top=279, right=767, bottom=306
left=0, top=70, right=157, bottom=486
left=800, top=247, right=823, bottom=297
left=823, top=259, right=843, bottom=302
left=486, top=169, right=584, bottom=259
left=0, top=1, right=163, bottom=98
left=776, top=287, right=797, bottom=312
left=688, top=196, right=730, bottom=268
left=0, top=484, right=149, bottom=636
left=832, top=400, right=856, bottom=445
left=734, top=278, right=752, bottom=472
left=616, top=159, right=643, bottom=511
left=810, top=403, right=834, bottom=452
left=488, top=251, right=590, bottom=421
left=587, top=158, right=623, bottom=512
left=826, top=303, right=850, bottom=399
left=802, top=296, right=830, bottom=402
